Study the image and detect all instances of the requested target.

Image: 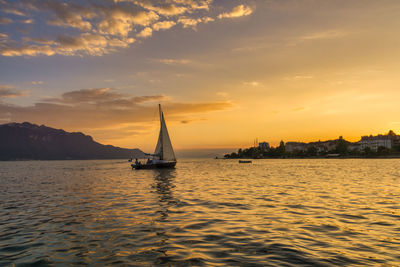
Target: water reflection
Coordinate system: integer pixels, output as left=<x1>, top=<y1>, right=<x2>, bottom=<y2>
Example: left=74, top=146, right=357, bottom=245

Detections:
left=150, top=169, right=178, bottom=264
left=152, top=169, right=177, bottom=220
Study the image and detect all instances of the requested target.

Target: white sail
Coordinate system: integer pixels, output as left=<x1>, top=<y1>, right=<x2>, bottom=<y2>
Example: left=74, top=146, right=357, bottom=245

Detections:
left=154, top=105, right=176, bottom=161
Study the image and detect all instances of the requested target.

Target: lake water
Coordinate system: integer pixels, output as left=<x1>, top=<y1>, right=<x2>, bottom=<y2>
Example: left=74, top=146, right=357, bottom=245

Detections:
left=1, top=159, right=400, bottom=266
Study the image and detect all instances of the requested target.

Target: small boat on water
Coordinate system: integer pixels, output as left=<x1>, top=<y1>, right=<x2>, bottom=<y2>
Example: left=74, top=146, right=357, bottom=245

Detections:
left=132, top=104, right=177, bottom=170
left=239, top=160, right=252, bottom=163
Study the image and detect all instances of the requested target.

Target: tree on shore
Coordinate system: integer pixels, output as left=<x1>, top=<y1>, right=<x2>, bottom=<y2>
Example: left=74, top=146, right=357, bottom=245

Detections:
left=335, top=136, right=349, bottom=155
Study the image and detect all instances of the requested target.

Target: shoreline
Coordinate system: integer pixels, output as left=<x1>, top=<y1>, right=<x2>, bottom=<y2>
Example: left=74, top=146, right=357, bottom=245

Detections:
left=221, top=155, right=400, bottom=159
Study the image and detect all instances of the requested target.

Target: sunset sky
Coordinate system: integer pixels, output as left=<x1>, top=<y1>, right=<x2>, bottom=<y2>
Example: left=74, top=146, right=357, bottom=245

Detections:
left=1, top=0, right=400, bottom=152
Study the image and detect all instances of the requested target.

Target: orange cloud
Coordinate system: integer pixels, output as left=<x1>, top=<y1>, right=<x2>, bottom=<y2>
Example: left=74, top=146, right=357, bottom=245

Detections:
left=137, top=27, right=153, bottom=38
left=1, top=33, right=135, bottom=57
left=41, top=1, right=93, bottom=31
left=153, top=58, right=191, bottom=65
left=135, top=2, right=188, bottom=16
left=0, top=1, right=251, bottom=57
left=31, top=81, right=43, bottom=85
left=0, top=17, right=13, bottom=24
left=0, top=88, right=233, bottom=133
left=177, top=16, right=213, bottom=28
left=152, top=20, right=176, bottom=31
left=2, top=8, right=26, bottom=17
left=218, top=5, right=253, bottom=19
left=0, top=85, right=27, bottom=98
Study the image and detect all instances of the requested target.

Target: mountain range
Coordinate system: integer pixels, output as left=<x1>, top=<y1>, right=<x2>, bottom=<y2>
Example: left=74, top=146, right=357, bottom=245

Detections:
left=0, top=122, right=144, bottom=160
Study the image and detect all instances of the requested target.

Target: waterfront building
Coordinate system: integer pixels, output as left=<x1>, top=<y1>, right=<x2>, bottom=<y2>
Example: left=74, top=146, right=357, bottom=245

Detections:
left=348, top=142, right=361, bottom=152
left=258, top=142, right=270, bottom=150
left=359, top=134, right=399, bottom=151
left=309, top=140, right=337, bottom=152
left=285, top=142, right=308, bottom=152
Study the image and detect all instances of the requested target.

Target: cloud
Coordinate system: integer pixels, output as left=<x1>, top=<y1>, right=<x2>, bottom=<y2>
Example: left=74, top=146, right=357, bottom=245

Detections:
left=153, top=58, right=191, bottom=65
left=22, top=37, right=54, bottom=45
left=0, top=88, right=233, bottom=131
left=98, top=8, right=159, bottom=37
left=243, top=81, right=260, bottom=86
left=163, top=101, right=233, bottom=115
left=133, top=0, right=212, bottom=13
left=0, top=85, right=27, bottom=98
left=153, top=20, right=176, bottom=31
left=292, top=107, right=307, bottom=112
left=43, top=88, right=125, bottom=104
left=0, top=17, right=13, bottom=24
left=132, top=10, right=160, bottom=25
left=231, top=44, right=265, bottom=53
left=40, top=1, right=93, bottom=31
left=133, top=95, right=168, bottom=103
left=0, top=1, right=252, bottom=57
left=218, top=5, right=253, bottom=19
left=21, top=19, right=33, bottom=24
left=172, top=0, right=212, bottom=10
left=177, top=16, right=213, bottom=28
left=2, top=8, right=26, bottom=16
left=1, top=33, right=135, bottom=57
left=284, top=75, right=314, bottom=80
left=137, top=27, right=153, bottom=38
left=300, top=30, right=347, bottom=41
left=156, top=4, right=187, bottom=16
left=31, top=81, right=43, bottom=85
left=135, top=2, right=188, bottom=16
left=42, top=88, right=169, bottom=110
left=1, top=45, right=56, bottom=57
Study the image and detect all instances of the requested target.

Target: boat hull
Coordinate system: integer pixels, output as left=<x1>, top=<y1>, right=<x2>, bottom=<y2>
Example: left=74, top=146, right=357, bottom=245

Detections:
left=131, top=161, right=176, bottom=170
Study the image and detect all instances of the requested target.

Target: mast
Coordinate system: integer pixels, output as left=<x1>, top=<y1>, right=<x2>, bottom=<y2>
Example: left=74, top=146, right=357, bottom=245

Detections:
left=159, top=104, right=163, bottom=160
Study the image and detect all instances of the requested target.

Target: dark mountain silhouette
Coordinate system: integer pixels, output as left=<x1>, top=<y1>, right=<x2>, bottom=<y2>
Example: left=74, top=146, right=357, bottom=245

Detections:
left=0, top=122, right=144, bottom=160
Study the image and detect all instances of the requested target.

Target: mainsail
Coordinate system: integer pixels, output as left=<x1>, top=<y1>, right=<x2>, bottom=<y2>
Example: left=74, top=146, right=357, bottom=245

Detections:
left=154, top=104, right=176, bottom=161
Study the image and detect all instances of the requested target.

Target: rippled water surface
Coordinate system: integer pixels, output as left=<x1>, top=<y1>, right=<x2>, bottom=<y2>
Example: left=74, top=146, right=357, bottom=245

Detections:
left=1, top=159, right=400, bottom=266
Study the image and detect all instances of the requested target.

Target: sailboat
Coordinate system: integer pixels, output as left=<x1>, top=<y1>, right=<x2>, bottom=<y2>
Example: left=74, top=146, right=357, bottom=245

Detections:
left=131, top=104, right=177, bottom=170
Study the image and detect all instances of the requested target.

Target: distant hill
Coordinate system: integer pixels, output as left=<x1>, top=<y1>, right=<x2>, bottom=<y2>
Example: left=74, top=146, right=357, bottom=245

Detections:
left=0, top=122, right=144, bottom=160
